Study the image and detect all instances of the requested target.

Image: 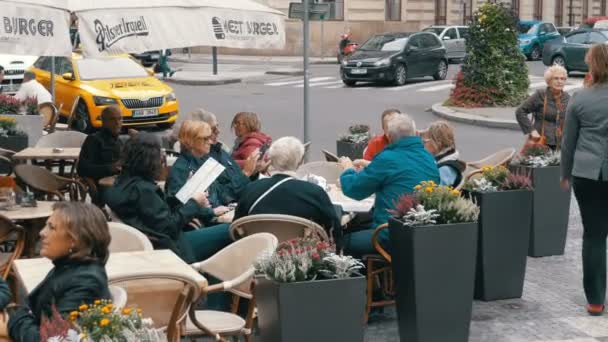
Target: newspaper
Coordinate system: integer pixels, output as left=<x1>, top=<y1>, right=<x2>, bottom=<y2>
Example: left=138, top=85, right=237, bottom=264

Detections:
left=175, top=157, right=225, bottom=204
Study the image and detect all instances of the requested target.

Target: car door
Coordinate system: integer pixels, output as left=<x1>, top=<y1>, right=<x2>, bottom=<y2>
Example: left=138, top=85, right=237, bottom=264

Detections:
left=563, top=32, right=590, bottom=70
left=456, top=27, right=469, bottom=58
left=420, top=33, right=444, bottom=75
left=539, top=23, right=560, bottom=47
left=54, top=57, right=78, bottom=115
left=441, top=28, right=459, bottom=59
left=404, top=35, right=425, bottom=77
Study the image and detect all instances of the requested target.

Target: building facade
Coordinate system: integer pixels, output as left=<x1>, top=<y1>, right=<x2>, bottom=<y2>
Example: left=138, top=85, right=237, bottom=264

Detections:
left=195, top=0, right=608, bottom=56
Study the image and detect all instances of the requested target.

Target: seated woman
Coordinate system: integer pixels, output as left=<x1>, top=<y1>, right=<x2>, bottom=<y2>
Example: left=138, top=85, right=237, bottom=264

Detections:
left=422, top=121, right=466, bottom=187
left=0, top=202, right=111, bottom=341
left=165, top=120, right=232, bottom=221
left=231, top=112, right=272, bottom=168
left=104, top=133, right=231, bottom=263
left=234, top=137, right=340, bottom=237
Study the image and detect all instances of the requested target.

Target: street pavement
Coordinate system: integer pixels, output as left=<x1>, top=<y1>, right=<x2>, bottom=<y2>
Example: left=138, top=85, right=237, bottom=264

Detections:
left=159, top=59, right=600, bottom=342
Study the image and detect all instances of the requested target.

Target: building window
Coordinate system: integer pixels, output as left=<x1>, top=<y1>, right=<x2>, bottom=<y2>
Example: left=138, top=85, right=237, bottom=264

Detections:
left=317, top=0, right=344, bottom=20
left=435, top=0, right=447, bottom=24
left=555, top=0, right=563, bottom=26
left=385, top=0, right=401, bottom=21
left=511, top=0, right=520, bottom=17
left=533, top=0, right=543, bottom=20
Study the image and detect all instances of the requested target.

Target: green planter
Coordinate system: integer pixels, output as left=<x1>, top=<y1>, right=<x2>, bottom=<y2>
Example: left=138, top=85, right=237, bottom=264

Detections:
left=389, top=218, right=477, bottom=342
left=336, top=140, right=366, bottom=159
left=255, top=276, right=366, bottom=342
left=0, top=134, right=27, bottom=152
left=467, top=190, right=532, bottom=301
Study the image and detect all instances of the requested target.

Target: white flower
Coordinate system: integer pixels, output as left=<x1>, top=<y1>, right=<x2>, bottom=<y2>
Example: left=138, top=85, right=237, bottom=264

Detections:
left=401, top=204, right=439, bottom=226
left=469, top=177, right=499, bottom=192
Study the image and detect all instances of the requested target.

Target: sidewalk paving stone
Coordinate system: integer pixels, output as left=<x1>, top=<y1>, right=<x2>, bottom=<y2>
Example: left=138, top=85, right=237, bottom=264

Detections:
left=432, top=103, right=520, bottom=130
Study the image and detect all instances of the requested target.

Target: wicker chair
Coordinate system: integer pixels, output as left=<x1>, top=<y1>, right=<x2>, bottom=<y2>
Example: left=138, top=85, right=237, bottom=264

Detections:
left=362, top=223, right=395, bottom=323
left=108, top=222, right=154, bottom=253
left=14, top=164, right=86, bottom=201
left=229, top=214, right=330, bottom=243
left=109, top=285, right=128, bottom=309
left=0, top=215, right=25, bottom=280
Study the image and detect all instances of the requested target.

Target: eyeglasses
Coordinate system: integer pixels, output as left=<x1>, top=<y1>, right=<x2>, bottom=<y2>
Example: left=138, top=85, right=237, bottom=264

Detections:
left=552, top=77, right=567, bottom=81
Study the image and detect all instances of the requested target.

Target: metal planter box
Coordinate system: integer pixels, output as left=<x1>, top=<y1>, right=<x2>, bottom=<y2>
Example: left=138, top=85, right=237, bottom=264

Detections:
left=255, top=276, right=366, bottom=342
left=512, top=165, right=571, bottom=257
left=468, top=190, right=532, bottom=301
left=389, top=218, right=477, bottom=342
left=0, top=134, right=27, bottom=174
left=1, top=114, right=43, bottom=147
left=336, top=140, right=366, bottom=159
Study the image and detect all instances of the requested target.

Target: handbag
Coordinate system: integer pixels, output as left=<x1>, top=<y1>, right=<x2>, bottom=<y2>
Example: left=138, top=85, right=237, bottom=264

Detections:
left=520, top=94, right=548, bottom=153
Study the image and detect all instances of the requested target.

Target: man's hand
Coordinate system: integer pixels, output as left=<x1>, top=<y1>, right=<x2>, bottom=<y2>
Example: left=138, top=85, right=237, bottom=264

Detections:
left=353, top=159, right=370, bottom=172
left=339, top=157, right=354, bottom=170
left=529, top=130, right=541, bottom=141
left=560, top=177, right=570, bottom=191
left=192, top=192, right=210, bottom=208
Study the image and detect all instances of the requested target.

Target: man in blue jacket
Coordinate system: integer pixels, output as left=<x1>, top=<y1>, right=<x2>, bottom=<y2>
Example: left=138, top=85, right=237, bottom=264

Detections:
left=339, top=113, right=440, bottom=257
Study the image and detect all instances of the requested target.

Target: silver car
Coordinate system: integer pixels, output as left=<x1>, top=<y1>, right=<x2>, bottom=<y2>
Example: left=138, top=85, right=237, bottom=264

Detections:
left=422, top=25, right=469, bottom=61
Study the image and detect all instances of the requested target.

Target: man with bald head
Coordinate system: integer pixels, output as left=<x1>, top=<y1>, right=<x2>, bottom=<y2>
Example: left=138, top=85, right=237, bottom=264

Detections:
left=77, top=106, right=124, bottom=206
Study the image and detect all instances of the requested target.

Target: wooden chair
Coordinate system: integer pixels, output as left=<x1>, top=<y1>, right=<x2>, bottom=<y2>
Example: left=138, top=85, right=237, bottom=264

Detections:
left=322, top=149, right=339, bottom=162
left=0, top=215, right=25, bottom=280
left=229, top=214, right=329, bottom=243
left=61, top=95, right=81, bottom=131
left=187, top=233, right=278, bottom=342
left=14, top=164, right=86, bottom=201
left=296, top=161, right=343, bottom=184
left=0, top=148, right=16, bottom=176
left=362, top=223, right=395, bottom=324
left=108, top=222, right=154, bottom=253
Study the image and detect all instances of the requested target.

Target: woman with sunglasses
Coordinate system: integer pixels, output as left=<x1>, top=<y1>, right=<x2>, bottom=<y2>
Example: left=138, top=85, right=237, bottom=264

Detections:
left=515, top=65, right=570, bottom=150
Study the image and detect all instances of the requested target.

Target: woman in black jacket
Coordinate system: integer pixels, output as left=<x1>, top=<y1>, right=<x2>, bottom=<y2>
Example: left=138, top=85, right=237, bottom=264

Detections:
left=0, top=202, right=112, bottom=341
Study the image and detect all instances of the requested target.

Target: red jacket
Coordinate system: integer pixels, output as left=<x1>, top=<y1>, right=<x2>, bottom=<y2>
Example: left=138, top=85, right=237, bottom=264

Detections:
left=231, top=132, right=272, bottom=167
left=363, top=134, right=389, bottom=161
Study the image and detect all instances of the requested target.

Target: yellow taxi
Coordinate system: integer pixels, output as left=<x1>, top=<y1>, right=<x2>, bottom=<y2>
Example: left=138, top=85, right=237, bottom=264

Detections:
left=29, top=53, right=179, bottom=132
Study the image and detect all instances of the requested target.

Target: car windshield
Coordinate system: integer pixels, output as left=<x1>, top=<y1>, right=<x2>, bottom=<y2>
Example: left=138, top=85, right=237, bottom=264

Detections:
left=518, top=23, right=537, bottom=35
left=359, top=35, right=409, bottom=51
left=76, top=57, right=149, bottom=80
left=423, top=27, right=444, bottom=35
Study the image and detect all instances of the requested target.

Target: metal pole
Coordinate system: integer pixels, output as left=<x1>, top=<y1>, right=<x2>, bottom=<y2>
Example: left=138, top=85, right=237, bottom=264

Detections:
left=212, top=46, right=218, bottom=75
left=188, top=47, right=192, bottom=60
left=321, top=18, right=325, bottom=60
left=50, top=57, right=56, bottom=103
left=303, top=0, right=310, bottom=158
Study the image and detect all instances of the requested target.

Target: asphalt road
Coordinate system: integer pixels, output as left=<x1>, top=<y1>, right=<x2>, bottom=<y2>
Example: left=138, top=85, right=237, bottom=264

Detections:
left=167, top=60, right=584, bottom=161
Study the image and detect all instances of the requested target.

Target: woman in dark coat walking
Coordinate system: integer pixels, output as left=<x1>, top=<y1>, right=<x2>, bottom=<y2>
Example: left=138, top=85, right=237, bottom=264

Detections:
left=0, top=202, right=111, bottom=341
left=516, top=65, right=570, bottom=150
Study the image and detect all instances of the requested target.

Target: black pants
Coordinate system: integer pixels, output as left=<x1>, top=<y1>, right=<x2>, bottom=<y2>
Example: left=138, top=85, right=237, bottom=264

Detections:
left=573, top=176, right=608, bottom=305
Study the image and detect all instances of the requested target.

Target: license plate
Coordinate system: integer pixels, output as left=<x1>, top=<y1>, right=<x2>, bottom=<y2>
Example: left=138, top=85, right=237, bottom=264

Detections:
left=151, top=54, right=160, bottom=59
left=350, top=68, right=367, bottom=74
left=132, top=108, right=159, bottom=117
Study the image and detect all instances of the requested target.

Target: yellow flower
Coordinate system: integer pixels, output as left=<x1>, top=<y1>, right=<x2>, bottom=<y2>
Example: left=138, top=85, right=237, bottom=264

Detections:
left=100, top=318, right=110, bottom=327
left=429, top=181, right=436, bottom=187
left=79, top=304, right=88, bottom=311
left=69, top=311, right=79, bottom=321
left=425, top=187, right=434, bottom=193
left=94, top=300, right=102, bottom=306
left=122, top=308, right=133, bottom=315
left=101, top=306, right=112, bottom=314
left=414, top=185, right=422, bottom=190
left=452, top=190, right=461, bottom=196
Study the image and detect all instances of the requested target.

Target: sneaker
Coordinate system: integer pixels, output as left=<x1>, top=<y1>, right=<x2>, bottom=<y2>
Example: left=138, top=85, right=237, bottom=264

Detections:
left=587, top=304, right=605, bottom=316
left=169, top=70, right=175, bottom=77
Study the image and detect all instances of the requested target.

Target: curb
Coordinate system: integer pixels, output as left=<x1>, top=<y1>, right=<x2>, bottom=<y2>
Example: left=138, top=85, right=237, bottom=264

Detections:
left=431, top=103, right=520, bottom=130
left=265, top=70, right=304, bottom=76
left=164, top=78, right=242, bottom=86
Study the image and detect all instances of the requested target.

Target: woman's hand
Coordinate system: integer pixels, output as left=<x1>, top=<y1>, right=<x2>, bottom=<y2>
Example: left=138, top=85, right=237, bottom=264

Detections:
left=353, top=159, right=370, bottom=172
left=213, top=206, right=231, bottom=216
left=192, top=192, right=210, bottom=208
left=560, top=177, right=570, bottom=191
left=242, top=150, right=260, bottom=177
left=529, top=130, right=541, bottom=141
left=339, top=157, right=354, bottom=170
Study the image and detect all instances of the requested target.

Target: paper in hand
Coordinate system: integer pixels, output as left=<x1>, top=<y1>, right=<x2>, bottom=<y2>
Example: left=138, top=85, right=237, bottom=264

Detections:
left=176, top=157, right=225, bottom=204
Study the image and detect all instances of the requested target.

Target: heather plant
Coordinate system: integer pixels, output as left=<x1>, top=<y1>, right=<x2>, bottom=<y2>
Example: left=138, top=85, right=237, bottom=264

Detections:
left=464, top=165, right=532, bottom=192
left=0, top=94, right=22, bottom=114
left=338, top=124, right=370, bottom=144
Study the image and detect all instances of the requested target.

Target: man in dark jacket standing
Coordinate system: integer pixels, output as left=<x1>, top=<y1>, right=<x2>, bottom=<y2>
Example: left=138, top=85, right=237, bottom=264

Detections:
left=77, top=106, right=123, bottom=206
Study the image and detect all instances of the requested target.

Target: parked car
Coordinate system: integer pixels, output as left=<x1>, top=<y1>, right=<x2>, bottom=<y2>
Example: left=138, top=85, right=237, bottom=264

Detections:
left=542, top=29, right=607, bottom=74
left=422, top=25, right=469, bottom=61
left=29, top=53, right=179, bottom=133
left=340, top=32, right=448, bottom=87
left=518, top=20, right=560, bottom=60
left=581, top=16, right=608, bottom=28
left=557, top=26, right=574, bottom=35
left=131, top=50, right=162, bottom=68
left=0, top=54, right=38, bottom=94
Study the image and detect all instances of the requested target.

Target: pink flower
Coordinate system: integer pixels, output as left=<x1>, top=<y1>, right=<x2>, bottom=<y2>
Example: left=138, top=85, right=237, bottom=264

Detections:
left=312, top=253, right=320, bottom=260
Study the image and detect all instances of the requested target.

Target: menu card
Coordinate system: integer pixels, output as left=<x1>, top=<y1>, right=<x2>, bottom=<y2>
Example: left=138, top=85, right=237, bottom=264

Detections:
left=176, top=157, right=225, bottom=204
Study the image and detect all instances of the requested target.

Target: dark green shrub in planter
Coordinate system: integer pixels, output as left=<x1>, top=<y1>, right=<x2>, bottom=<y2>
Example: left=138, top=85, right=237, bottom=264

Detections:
left=388, top=181, right=479, bottom=342
left=464, top=166, right=533, bottom=300
left=254, top=239, right=366, bottom=342
left=336, top=124, right=370, bottom=159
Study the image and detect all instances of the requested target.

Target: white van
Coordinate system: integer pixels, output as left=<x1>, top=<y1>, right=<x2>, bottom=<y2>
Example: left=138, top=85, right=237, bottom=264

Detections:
left=0, top=54, right=38, bottom=94
left=422, top=26, right=469, bottom=62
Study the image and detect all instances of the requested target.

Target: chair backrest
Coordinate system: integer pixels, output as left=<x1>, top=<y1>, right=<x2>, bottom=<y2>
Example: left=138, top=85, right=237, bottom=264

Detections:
left=230, top=214, right=329, bottom=243
left=468, top=148, right=516, bottom=169
left=322, top=149, right=339, bottom=162
left=15, top=164, right=65, bottom=195
left=0, top=215, right=25, bottom=279
left=193, top=233, right=278, bottom=297
left=36, top=131, right=87, bottom=148
left=108, top=222, right=154, bottom=252
left=66, top=96, right=81, bottom=128
left=109, top=285, right=128, bottom=309
left=296, top=161, right=343, bottom=184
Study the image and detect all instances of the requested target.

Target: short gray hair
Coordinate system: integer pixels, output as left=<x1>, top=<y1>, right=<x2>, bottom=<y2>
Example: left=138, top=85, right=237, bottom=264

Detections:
left=544, top=65, right=567, bottom=84
left=386, top=114, right=416, bottom=141
left=268, top=136, right=304, bottom=172
left=23, top=71, right=36, bottom=81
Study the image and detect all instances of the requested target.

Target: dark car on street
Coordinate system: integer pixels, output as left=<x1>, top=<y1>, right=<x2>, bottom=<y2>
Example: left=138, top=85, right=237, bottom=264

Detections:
left=542, top=29, right=608, bottom=73
left=340, top=32, right=448, bottom=87
left=131, top=50, right=162, bottom=68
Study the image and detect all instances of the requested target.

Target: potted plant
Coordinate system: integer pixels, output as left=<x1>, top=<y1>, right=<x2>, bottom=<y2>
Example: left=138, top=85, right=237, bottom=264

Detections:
left=0, top=95, right=43, bottom=147
left=388, top=181, right=479, bottom=342
left=254, top=239, right=365, bottom=342
left=510, top=145, right=570, bottom=257
left=0, top=116, right=28, bottom=152
left=463, top=165, right=533, bottom=301
left=336, top=124, right=370, bottom=159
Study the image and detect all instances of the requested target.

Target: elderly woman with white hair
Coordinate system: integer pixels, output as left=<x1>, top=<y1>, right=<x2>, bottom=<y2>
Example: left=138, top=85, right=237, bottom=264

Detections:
left=233, top=136, right=340, bottom=235
left=516, top=65, right=570, bottom=150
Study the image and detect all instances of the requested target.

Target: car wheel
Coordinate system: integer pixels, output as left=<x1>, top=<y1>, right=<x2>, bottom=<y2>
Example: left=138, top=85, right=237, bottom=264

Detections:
left=530, top=45, right=541, bottom=60
left=393, top=64, right=407, bottom=86
left=72, top=100, right=94, bottom=134
left=433, top=60, right=448, bottom=80
left=157, top=122, right=175, bottom=130
left=552, top=55, right=567, bottom=69
left=342, top=79, right=356, bottom=87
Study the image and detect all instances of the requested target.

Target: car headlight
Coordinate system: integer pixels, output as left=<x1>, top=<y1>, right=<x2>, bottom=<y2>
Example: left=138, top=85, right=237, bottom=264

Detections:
left=93, top=96, right=118, bottom=106
left=519, top=39, right=531, bottom=45
left=165, top=92, right=177, bottom=102
left=341, top=59, right=348, bottom=66
left=374, top=58, right=390, bottom=67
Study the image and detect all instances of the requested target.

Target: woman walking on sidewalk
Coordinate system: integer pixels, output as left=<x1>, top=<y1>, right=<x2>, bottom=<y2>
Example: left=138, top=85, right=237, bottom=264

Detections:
left=561, top=44, right=608, bottom=316
left=515, top=65, right=570, bottom=150
left=159, top=49, right=176, bottom=79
